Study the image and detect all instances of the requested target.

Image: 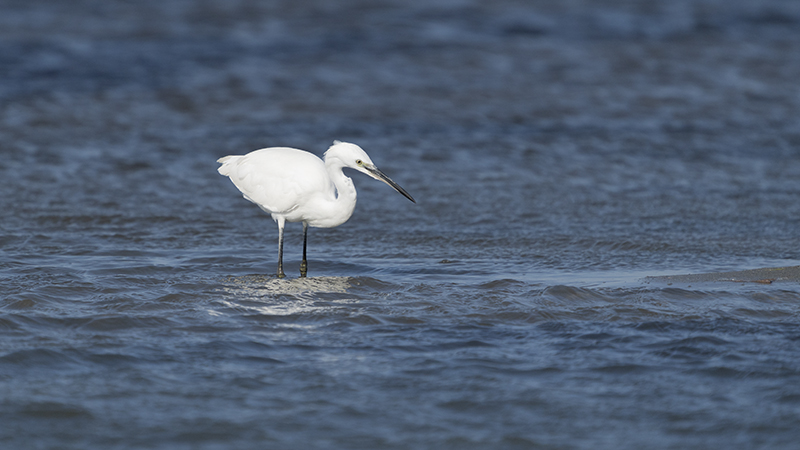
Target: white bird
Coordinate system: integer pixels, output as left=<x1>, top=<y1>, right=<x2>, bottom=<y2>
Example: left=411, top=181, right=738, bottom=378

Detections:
left=217, top=140, right=415, bottom=278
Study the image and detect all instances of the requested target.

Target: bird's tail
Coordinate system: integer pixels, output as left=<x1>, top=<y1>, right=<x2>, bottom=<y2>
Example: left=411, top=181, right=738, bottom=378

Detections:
left=216, top=155, right=238, bottom=176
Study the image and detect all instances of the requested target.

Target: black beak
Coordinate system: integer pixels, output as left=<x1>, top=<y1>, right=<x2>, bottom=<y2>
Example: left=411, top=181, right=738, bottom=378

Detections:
left=365, top=165, right=416, bottom=203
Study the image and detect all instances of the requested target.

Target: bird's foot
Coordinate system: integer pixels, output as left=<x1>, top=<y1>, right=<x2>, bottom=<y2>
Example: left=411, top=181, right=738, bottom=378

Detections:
left=299, top=260, right=308, bottom=278
left=277, top=271, right=286, bottom=279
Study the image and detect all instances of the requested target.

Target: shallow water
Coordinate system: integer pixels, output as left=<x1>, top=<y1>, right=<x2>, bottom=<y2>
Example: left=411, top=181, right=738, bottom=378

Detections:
left=3, top=0, right=800, bottom=448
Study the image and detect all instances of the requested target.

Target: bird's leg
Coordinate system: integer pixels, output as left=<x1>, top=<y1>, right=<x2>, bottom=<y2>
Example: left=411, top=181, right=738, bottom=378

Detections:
left=300, top=222, right=308, bottom=277
left=277, top=219, right=286, bottom=278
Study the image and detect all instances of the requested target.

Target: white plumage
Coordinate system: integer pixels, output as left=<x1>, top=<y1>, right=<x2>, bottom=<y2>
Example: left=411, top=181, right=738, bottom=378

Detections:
left=217, top=141, right=415, bottom=278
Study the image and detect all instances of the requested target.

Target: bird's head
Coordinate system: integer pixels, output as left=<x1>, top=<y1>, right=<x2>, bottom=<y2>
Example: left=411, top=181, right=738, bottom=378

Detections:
left=325, top=141, right=416, bottom=203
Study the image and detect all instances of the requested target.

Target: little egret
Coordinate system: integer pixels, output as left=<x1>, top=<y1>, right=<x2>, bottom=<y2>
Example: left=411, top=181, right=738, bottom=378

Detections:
left=217, top=141, right=415, bottom=278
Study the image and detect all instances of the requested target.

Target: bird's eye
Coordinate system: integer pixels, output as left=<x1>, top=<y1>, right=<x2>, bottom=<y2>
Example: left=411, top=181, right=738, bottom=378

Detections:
left=355, top=159, right=363, bottom=165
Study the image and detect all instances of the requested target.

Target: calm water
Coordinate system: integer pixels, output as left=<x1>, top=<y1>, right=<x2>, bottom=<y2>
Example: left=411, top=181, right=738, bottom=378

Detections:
left=2, top=0, right=800, bottom=448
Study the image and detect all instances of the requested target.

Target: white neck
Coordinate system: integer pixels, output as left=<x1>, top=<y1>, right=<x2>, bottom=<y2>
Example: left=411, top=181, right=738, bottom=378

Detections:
left=317, top=157, right=357, bottom=227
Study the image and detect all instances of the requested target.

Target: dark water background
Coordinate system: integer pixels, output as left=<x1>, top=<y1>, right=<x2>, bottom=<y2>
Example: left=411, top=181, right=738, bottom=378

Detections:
left=3, top=0, right=800, bottom=448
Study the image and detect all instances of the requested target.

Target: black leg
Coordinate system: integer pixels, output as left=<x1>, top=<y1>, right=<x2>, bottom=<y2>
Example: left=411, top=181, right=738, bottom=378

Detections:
left=300, top=222, right=308, bottom=277
left=277, top=220, right=286, bottom=278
